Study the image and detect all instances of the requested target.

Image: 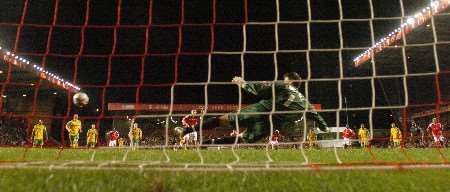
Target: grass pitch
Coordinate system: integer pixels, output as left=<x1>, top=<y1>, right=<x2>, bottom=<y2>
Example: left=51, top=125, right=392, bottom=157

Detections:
left=0, top=147, right=449, bottom=192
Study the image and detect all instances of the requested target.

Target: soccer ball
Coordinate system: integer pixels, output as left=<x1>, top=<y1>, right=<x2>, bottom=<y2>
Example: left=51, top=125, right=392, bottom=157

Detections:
left=174, top=127, right=183, bottom=135
left=73, top=92, right=89, bottom=107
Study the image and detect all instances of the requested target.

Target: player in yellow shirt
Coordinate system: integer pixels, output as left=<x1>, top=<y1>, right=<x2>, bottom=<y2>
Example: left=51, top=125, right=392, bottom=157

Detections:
left=66, top=114, right=82, bottom=148
left=31, top=120, right=47, bottom=148
left=129, top=123, right=142, bottom=150
left=86, top=124, right=98, bottom=148
left=307, top=129, right=317, bottom=149
left=118, top=138, right=125, bottom=147
left=390, top=123, right=402, bottom=148
left=358, top=123, right=370, bottom=148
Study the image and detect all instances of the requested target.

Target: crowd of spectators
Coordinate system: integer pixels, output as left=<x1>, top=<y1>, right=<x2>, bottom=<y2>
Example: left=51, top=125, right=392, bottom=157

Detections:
left=0, top=117, right=27, bottom=146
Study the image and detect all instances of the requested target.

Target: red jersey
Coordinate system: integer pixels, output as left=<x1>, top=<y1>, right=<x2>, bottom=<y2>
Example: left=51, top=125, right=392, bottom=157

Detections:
left=428, top=123, right=443, bottom=136
left=343, top=128, right=353, bottom=139
left=108, top=131, right=119, bottom=141
left=182, top=115, right=199, bottom=128
left=271, top=132, right=281, bottom=141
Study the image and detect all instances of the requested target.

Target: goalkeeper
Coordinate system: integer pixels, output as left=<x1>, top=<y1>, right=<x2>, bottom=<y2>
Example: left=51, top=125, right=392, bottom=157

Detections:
left=187, top=72, right=328, bottom=144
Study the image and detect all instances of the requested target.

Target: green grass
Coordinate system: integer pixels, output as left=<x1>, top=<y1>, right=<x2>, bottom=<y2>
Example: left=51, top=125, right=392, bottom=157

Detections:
left=2, top=147, right=447, bottom=164
left=1, top=168, right=450, bottom=192
left=0, top=147, right=449, bottom=191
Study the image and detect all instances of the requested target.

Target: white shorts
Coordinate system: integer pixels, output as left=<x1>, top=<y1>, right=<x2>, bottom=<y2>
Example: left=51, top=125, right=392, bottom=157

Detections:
left=109, top=140, right=117, bottom=147
left=433, top=135, right=444, bottom=142
left=183, top=132, right=197, bottom=142
left=269, top=140, right=279, bottom=145
left=343, top=138, right=351, bottom=145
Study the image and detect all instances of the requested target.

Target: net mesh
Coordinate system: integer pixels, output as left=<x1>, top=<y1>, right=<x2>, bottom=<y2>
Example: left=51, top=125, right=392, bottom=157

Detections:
left=0, top=0, right=449, bottom=169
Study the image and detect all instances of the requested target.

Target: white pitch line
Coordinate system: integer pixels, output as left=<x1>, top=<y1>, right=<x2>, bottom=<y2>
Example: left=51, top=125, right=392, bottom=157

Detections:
left=1, top=163, right=450, bottom=172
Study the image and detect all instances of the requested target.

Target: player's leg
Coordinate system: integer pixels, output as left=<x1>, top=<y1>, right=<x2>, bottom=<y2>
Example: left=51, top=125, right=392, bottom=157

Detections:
left=73, top=134, right=79, bottom=148
left=439, top=136, right=445, bottom=147
left=344, top=138, right=349, bottom=148
left=194, top=103, right=267, bottom=134
left=133, top=139, right=139, bottom=149
left=200, top=104, right=269, bottom=144
left=69, top=135, right=74, bottom=148
left=191, top=132, right=198, bottom=147
left=433, top=136, right=438, bottom=146
left=35, top=139, right=43, bottom=148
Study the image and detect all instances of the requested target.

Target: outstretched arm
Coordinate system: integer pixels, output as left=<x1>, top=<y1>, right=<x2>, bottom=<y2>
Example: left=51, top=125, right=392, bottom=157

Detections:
left=232, top=76, right=269, bottom=96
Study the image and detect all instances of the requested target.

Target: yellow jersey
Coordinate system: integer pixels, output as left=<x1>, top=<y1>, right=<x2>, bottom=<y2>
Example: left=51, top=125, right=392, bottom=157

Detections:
left=67, top=119, right=81, bottom=135
left=307, top=131, right=317, bottom=141
left=358, top=128, right=369, bottom=139
left=118, top=138, right=125, bottom=147
left=390, top=127, right=401, bottom=140
left=130, top=127, right=142, bottom=139
left=86, top=128, right=98, bottom=142
left=33, top=124, right=46, bottom=140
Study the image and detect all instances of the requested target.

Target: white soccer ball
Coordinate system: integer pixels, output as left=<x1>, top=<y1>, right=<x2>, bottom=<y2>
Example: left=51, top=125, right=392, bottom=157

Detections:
left=73, top=92, right=89, bottom=107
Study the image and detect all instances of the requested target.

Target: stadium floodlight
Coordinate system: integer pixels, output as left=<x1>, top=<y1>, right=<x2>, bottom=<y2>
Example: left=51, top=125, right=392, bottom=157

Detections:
left=0, top=46, right=82, bottom=92
left=353, top=0, right=450, bottom=67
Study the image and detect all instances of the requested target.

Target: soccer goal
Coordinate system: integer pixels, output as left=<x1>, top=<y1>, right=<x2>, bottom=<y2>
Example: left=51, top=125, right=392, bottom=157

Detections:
left=0, top=0, right=449, bottom=172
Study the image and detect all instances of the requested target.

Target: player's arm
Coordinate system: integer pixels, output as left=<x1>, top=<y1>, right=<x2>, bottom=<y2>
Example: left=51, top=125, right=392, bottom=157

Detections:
left=139, top=129, right=143, bottom=139
left=232, top=76, right=266, bottom=95
left=182, top=116, right=189, bottom=127
left=31, top=126, right=35, bottom=140
left=44, top=126, right=48, bottom=141
left=65, top=121, right=71, bottom=132
left=294, top=93, right=329, bottom=131
left=389, top=129, right=392, bottom=141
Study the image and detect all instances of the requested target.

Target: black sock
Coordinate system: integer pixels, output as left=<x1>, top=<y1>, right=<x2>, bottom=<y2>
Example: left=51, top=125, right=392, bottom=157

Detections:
left=195, top=117, right=220, bottom=130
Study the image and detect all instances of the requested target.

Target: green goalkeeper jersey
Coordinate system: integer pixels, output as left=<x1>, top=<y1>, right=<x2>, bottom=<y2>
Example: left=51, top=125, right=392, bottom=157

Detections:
left=242, top=82, right=327, bottom=130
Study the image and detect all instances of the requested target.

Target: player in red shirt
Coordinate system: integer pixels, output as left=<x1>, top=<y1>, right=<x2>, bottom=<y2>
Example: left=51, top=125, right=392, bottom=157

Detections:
left=269, top=130, right=282, bottom=149
left=182, top=110, right=200, bottom=129
left=342, top=126, right=354, bottom=148
left=107, top=128, right=120, bottom=147
left=427, top=118, right=445, bottom=147
left=179, top=108, right=203, bottom=147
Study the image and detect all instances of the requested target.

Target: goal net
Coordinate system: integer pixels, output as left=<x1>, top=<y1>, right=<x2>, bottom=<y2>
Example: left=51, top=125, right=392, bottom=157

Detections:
left=0, top=0, right=449, bottom=169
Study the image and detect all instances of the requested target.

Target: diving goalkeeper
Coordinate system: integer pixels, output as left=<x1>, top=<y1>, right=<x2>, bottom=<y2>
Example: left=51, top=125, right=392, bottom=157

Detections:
left=183, top=72, right=328, bottom=144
